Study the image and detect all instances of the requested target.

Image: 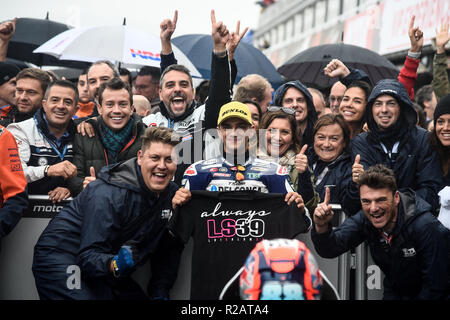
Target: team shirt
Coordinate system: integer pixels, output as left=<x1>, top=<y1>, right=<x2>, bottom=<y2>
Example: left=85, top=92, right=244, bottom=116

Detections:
left=169, top=190, right=311, bottom=299
left=182, top=156, right=295, bottom=193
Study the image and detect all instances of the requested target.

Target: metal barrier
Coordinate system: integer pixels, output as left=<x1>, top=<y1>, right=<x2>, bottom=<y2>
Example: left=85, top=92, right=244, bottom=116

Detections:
left=0, top=196, right=384, bottom=300
left=0, top=195, right=72, bottom=300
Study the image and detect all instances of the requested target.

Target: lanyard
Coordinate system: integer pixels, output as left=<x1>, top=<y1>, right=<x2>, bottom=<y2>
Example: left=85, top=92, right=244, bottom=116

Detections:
left=312, top=162, right=329, bottom=186
left=380, top=141, right=399, bottom=159
left=34, top=116, right=69, bottom=161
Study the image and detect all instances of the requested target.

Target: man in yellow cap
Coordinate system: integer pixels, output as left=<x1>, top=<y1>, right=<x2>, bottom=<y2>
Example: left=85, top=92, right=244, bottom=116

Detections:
left=179, top=101, right=308, bottom=204
left=169, top=102, right=312, bottom=299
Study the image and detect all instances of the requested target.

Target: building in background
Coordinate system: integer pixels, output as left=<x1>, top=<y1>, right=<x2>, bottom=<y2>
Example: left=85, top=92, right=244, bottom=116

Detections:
left=254, top=0, right=449, bottom=88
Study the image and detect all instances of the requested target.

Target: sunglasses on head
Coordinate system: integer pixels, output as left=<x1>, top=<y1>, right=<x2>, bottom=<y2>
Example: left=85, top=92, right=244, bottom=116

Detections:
left=267, top=106, right=296, bottom=115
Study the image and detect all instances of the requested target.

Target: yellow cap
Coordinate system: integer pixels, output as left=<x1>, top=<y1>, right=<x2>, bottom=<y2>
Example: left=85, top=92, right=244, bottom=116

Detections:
left=217, top=101, right=253, bottom=126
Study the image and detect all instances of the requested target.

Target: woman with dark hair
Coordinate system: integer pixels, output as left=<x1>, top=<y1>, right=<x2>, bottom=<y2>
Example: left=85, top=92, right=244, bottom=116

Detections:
left=258, top=107, right=319, bottom=211
left=240, top=99, right=262, bottom=129
left=430, top=94, right=450, bottom=228
left=307, top=113, right=361, bottom=217
left=339, top=80, right=372, bottom=139
left=430, top=94, right=450, bottom=187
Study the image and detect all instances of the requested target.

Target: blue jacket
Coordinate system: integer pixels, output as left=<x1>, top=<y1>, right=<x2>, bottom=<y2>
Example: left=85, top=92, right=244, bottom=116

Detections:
left=312, top=189, right=450, bottom=300
left=33, top=158, right=181, bottom=299
left=351, top=79, right=443, bottom=212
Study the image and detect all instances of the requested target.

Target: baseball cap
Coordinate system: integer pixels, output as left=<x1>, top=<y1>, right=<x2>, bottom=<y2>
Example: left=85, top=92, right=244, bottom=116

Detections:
left=0, top=62, right=20, bottom=86
left=217, top=101, right=253, bottom=126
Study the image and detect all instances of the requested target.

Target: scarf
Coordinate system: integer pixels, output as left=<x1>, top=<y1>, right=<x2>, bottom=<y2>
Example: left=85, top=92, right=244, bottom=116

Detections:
left=98, top=117, right=134, bottom=163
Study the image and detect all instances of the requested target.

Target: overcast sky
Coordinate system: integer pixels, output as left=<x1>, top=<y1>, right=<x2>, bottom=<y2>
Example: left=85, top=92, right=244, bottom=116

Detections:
left=1, top=0, right=262, bottom=37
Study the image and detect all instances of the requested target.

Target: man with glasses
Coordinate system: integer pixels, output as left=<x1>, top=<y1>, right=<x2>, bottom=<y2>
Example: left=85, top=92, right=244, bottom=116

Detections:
left=328, top=81, right=346, bottom=114
left=351, top=79, right=442, bottom=212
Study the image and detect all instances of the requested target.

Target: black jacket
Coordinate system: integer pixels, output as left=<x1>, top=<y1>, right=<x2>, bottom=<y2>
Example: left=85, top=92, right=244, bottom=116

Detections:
left=312, top=189, right=450, bottom=300
left=33, top=158, right=182, bottom=299
left=272, top=80, right=318, bottom=147
left=351, top=79, right=443, bottom=211
left=68, top=114, right=146, bottom=196
left=307, top=149, right=361, bottom=217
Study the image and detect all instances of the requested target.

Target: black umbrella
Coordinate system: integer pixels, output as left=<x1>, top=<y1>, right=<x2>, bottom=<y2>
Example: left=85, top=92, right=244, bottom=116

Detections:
left=173, top=34, right=284, bottom=89
left=6, top=17, right=89, bottom=69
left=278, top=43, right=399, bottom=89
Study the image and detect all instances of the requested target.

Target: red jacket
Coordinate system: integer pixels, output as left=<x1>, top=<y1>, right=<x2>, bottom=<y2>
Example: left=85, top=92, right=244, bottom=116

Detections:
left=398, top=56, right=419, bottom=101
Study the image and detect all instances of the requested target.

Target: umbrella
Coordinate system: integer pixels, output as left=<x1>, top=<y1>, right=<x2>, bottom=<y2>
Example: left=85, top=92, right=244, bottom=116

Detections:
left=33, top=25, right=201, bottom=77
left=172, top=34, right=284, bottom=88
left=6, top=17, right=89, bottom=69
left=277, top=43, right=399, bottom=89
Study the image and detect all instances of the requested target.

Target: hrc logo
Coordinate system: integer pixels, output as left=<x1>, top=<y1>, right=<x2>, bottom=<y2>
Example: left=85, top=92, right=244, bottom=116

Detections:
left=130, top=49, right=161, bottom=61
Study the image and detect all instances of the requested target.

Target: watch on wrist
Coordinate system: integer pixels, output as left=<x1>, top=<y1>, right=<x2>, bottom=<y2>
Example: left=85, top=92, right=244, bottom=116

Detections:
left=407, top=50, right=421, bottom=59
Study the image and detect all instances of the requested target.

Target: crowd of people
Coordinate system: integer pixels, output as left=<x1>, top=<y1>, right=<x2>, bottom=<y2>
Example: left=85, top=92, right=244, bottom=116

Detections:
left=0, top=10, right=449, bottom=301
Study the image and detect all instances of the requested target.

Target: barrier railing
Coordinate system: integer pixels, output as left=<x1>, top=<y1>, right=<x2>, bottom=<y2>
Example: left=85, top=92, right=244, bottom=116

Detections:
left=0, top=195, right=383, bottom=300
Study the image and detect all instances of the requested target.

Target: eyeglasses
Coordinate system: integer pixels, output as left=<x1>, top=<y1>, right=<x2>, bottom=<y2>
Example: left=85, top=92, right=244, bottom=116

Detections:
left=267, top=106, right=296, bottom=115
left=329, top=96, right=343, bottom=104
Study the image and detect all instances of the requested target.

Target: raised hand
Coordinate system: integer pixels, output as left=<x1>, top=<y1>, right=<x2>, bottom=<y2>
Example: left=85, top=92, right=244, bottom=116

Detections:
left=352, top=154, right=364, bottom=183
left=83, top=166, right=96, bottom=189
left=160, top=10, right=178, bottom=54
left=0, top=18, right=17, bottom=61
left=313, top=186, right=333, bottom=233
left=435, top=22, right=450, bottom=54
left=294, top=144, right=308, bottom=174
left=211, top=10, right=230, bottom=53
left=408, top=15, right=424, bottom=53
left=226, top=20, right=248, bottom=61
left=0, top=18, right=17, bottom=42
left=323, top=59, right=351, bottom=79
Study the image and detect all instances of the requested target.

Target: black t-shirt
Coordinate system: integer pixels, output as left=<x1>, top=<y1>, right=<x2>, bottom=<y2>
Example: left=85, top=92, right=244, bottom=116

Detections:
left=168, top=190, right=311, bottom=300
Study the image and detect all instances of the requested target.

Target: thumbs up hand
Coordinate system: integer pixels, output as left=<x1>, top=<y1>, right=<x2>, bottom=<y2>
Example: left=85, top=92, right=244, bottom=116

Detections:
left=83, top=166, right=97, bottom=189
left=313, top=187, right=334, bottom=233
left=294, top=144, right=308, bottom=174
left=352, top=154, right=364, bottom=183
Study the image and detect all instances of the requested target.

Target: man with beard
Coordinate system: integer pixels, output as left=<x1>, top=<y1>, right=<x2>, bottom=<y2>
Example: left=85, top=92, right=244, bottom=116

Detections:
left=312, top=164, right=449, bottom=300
left=0, top=68, right=51, bottom=126
left=142, top=10, right=236, bottom=184
left=7, top=80, right=78, bottom=202
left=351, top=79, right=443, bottom=212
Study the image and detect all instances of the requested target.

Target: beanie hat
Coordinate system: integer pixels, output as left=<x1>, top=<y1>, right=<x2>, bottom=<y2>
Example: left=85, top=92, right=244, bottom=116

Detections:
left=434, top=93, right=450, bottom=124
left=0, top=62, right=20, bottom=86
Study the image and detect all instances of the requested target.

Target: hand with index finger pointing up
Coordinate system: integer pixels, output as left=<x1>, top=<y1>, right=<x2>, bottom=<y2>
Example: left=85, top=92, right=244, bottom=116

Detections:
left=313, top=187, right=333, bottom=233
